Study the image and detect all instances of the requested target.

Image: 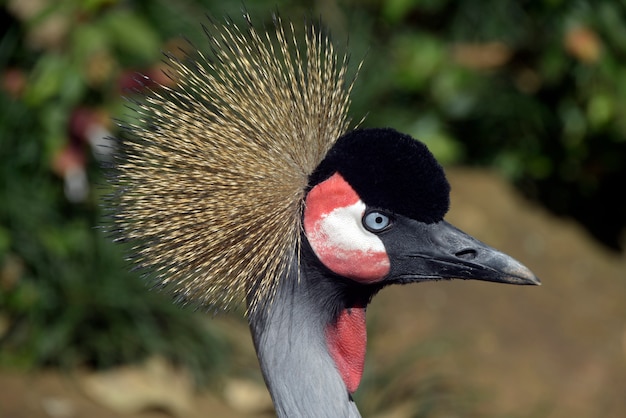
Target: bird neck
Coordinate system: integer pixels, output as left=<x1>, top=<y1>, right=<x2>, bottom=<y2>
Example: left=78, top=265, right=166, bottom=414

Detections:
left=248, top=248, right=374, bottom=418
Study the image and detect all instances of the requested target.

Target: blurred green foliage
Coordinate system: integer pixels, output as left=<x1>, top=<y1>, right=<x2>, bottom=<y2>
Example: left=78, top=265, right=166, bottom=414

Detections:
left=0, top=0, right=625, bottom=397
left=0, top=0, right=230, bottom=384
left=344, top=0, right=626, bottom=249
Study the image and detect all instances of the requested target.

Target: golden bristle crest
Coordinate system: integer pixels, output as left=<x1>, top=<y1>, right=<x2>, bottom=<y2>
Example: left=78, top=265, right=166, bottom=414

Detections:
left=113, top=15, right=357, bottom=313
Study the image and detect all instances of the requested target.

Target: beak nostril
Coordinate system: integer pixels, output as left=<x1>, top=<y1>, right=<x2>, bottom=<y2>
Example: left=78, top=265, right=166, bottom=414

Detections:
left=455, top=248, right=477, bottom=260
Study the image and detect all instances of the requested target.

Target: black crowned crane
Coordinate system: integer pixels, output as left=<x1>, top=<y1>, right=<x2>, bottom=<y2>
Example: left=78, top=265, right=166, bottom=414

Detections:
left=111, top=15, right=540, bottom=418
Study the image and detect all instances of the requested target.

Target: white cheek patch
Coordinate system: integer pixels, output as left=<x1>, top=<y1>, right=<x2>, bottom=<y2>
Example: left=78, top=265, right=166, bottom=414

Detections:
left=304, top=173, right=390, bottom=283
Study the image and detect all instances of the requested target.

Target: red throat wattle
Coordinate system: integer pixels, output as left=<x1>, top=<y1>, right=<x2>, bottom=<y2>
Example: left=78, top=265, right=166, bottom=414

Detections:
left=325, top=306, right=367, bottom=394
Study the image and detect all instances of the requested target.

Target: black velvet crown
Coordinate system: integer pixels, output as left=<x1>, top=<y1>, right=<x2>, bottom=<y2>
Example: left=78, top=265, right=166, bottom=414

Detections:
left=309, top=128, right=450, bottom=224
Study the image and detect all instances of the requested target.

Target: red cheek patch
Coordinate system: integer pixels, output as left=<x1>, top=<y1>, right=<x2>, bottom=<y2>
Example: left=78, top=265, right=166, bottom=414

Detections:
left=304, top=173, right=390, bottom=283
left=305, top=172, right=361, bottom=215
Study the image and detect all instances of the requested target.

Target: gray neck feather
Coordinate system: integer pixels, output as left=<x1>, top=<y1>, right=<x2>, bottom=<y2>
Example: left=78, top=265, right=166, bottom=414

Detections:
left=248, top=261, right=362, bottom=418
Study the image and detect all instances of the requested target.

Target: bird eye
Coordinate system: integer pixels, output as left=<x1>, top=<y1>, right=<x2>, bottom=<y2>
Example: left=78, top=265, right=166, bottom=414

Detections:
left=363, top=211, right=392, bottom=233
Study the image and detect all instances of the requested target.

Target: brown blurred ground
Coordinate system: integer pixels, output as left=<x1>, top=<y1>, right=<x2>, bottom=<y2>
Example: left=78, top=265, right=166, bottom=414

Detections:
left=1, top=168, right=624, bottom=418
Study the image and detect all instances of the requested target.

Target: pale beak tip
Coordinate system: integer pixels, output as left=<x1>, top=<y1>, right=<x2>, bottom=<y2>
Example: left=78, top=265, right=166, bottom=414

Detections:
left=507, top=265, right=541, bottom=286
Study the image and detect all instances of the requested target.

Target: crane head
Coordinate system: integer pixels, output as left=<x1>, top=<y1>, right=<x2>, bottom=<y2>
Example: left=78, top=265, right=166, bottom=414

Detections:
left=300, top=127, right=539, bottom=395
left=304, top=127, right=540, bottom=288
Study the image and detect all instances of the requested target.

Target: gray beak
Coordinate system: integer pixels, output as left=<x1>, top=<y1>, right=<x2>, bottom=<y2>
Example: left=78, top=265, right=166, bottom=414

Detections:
left=382, top=218, right=540, bottom=286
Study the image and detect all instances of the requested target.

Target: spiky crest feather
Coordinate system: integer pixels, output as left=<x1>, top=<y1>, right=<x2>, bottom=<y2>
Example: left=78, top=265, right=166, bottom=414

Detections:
left=113, top=15, right=357, bottom=313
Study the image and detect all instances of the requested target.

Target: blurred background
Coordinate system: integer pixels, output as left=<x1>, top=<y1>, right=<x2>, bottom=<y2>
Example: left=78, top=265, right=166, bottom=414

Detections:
left=1, top=0, right=625, bottom=417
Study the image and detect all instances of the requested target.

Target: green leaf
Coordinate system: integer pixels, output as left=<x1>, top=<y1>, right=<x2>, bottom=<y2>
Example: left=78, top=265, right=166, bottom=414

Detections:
left=392, top=33, right=445, bottom=91
left=100, top=10, right=161, bottom=64
left=23, top=54, right=68, bottom=106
